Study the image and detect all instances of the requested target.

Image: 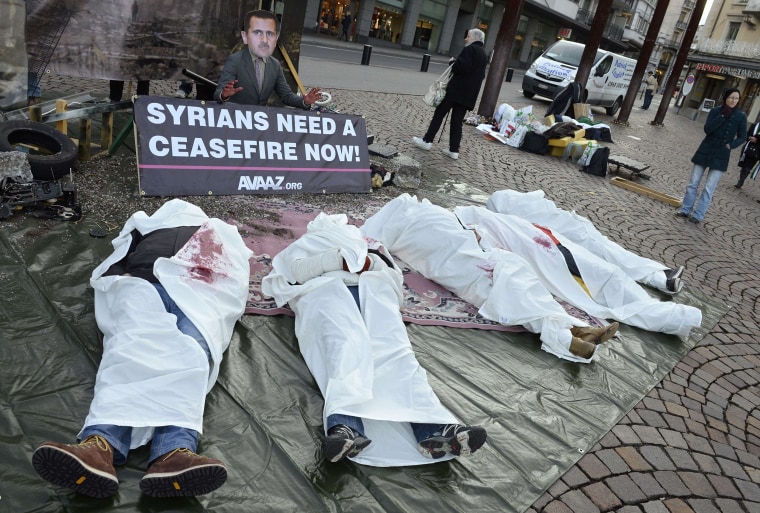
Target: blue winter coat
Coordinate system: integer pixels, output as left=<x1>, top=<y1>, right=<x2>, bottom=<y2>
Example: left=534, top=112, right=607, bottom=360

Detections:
left=691, top=105, right=747, bottom=171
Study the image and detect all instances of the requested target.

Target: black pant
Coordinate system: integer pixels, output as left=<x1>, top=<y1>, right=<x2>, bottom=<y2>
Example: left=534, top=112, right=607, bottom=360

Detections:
left=109, top=80, right=150, bottom=101
left=423, top=96, right=467, bottom=152
left=736, top=166, right=752, bottom=187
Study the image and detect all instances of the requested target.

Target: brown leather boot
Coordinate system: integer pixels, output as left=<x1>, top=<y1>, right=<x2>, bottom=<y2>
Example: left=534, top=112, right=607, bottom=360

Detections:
left=569, top=336, right=597, bottom=359
left=139, top=448, right=227, bottom=498
left=32, top=435, right=118, bottom=498
left=571, top=322, right=619, bottom=344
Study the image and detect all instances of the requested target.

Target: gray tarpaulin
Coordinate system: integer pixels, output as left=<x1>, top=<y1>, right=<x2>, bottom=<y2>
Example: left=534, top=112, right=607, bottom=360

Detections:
left=0, top=186, right=726, bottom=512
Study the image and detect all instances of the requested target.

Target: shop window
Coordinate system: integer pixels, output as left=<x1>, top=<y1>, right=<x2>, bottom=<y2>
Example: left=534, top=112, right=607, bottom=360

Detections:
left=414, top=19, right=435, bottom=50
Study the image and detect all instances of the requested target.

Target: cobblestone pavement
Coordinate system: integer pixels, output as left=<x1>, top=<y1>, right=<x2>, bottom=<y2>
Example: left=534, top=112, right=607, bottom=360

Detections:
left=21, top=50, right=760, bottom=513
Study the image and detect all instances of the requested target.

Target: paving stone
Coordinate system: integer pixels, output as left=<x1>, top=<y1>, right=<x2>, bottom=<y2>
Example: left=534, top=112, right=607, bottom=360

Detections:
left=692, top=452, right=722, bottom=474
left=716, top=457, right=749, bottom=480
left=634, top=426, right=667, bottom=446
left=561, top=466, right=590, bottom=488
left=577, top=453, right=612, bottom=480
left=662, top=414, right=688, bottom=433
left=664, top=448, right=699, bottom=470
left=629, top=472, right=666, bottom=499
left=638, top=410, right=668, bottom=428
left=664, top=402, right=689, bottom=418
left=613, top=425, right=641, bottom=445
left=532, top=492, right=553, bottom=511
left=706, top=474, right=743, bottom=498
left=684, top=433, right=714, bottom=455
left=640, top=446, right=676, bottom=471
left=616, top=447, right=653, bottom=472
left=660, top=429, right=688, bottom=449
left=617, top=507, right=643, bottom=513
left=662, top=498, right=694, bottom=513
left=735, top=478, right=760, bottom=502
left=596, top=448, right=630, bottom=474
left=641, top=500, right=670, bottom=513
left=685, top=499, right=720, bottom=513
left=678, top=471, right=716, bottom=497
left=559, top=489, right=600, bottom=513
left=605, top=474, right=647, bottom=504
left=548, top=477, right=570, bottom=497
left=543, top=501, right=574, bottom=513
left=712, top=498, right=746, bottom=513
left=582, top=482, right=622, bottom=511
left=651, top=471, right=691, bottom=496
left=711, top=442, right=738, bottom=461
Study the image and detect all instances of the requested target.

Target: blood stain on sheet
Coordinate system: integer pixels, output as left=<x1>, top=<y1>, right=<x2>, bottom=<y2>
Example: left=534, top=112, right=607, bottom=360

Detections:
left=178, top=223, right=229, bottom=283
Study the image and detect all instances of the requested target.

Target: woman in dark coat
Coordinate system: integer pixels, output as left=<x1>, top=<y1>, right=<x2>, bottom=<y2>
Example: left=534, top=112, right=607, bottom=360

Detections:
left=734, top=120, right=759, bottom=188
left=412, top=28, right=488, bottom=160
left=676, top=88, right=747, bottom=224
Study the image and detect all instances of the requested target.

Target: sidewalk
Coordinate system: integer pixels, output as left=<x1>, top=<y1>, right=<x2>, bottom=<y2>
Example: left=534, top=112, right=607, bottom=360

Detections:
left=21, top=52, right=760, bottom=513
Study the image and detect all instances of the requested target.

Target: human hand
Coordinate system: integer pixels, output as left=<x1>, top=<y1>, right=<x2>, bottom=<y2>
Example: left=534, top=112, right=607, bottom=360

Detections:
left=721, top=104, right=732, bottom=118
left=303, top=87, right=323, bottom=105
left=750, top=136, right=757, bottom=143
left=220, top=80, right=243, bottom=101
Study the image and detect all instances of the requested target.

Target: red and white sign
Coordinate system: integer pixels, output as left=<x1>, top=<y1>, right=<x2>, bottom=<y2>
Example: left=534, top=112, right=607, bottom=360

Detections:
left=682, top=74, right=695, bottom=96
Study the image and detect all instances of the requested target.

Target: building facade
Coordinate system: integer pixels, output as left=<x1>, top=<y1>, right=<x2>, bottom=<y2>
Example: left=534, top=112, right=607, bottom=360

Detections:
left=685, top=0, right=760, bottom=122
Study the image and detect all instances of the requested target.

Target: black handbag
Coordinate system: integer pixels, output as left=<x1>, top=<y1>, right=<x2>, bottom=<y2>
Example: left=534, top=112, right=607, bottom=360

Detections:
left=519, top=131, right=549, bottom=155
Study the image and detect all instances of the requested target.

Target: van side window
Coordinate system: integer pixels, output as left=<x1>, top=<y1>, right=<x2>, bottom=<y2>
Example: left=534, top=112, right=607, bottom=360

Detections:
left=595, top=56, right=613, bottom=76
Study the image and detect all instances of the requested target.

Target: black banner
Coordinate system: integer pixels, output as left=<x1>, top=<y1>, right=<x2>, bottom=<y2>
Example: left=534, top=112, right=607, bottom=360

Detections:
left=134, top=96, right=371, bottom=195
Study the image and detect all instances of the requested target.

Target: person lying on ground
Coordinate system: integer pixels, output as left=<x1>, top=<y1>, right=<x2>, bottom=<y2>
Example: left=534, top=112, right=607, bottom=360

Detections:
left=32, top=199, right=252, bottom=499
left=486, top=190, right=687, bottom=294
left=360, top=194, right=618, bottom=363
left=262, top=213, right=487, bottom=465
left=454, top=205, right=702, bottom=338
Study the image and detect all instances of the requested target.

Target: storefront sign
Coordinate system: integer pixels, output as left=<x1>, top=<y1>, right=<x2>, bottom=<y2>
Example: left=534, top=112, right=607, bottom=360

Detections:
left=558, top=28, right=572, bottom=39
left=134, top=97, right=370, bottom=196
left=695, top=62, right=760, bottom=79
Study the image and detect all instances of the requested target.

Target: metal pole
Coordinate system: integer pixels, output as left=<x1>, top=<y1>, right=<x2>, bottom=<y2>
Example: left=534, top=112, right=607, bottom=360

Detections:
left=421, top=54, right=431, bottom=72
left=361, top=45, right=373, bottom=65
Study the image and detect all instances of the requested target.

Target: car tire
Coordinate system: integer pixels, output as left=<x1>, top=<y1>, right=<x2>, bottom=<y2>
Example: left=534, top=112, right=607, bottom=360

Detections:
left=606, top=97, right=622, bottom=116
left=522, top=91, right=535, bottom=99
left=0, top=120, right=78, bottom=180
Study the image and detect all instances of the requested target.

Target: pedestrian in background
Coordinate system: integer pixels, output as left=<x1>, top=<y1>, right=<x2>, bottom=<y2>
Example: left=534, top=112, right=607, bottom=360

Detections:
left=641, top=71, right=657, bottom=110
left=339, top=12, right=351, bottom=41
left=734, top=120, right=759, bottom=189
left=412, top=28, right=487, bottom=160
left=676, top=88, right=747, bottom=224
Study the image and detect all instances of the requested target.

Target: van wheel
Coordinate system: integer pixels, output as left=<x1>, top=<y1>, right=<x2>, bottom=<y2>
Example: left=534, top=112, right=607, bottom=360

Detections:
left=0, top=121, right=78, bottom=180
left=523, top=91, right=535, bottom=99
left=606, top=97, right=622, bottom=116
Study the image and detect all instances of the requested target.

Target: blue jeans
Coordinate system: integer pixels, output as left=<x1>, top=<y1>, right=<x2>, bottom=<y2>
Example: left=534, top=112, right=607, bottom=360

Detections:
left=327, top=414, right=444, bottom=443
left=678, top=164, right=723, bottom=221
left=642, top=89, right=654, bottom=109
left=81, top=283, right=210, bottom=465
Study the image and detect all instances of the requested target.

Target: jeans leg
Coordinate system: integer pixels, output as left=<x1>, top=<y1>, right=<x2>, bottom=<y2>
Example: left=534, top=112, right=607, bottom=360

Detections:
left=679, top=164, right=705, bottom=215
left=80, top=424, right=132, bottom=465
left=692, top=169, right=723, bottom=221
left=149, top=426, right=199, bottom=464
left=326, top=414, right=366, bottom=437
left=423, top=97, right=454, bottom=143
left=410, top=423, right=445, bottom=443
left=152, top=283, right=212, bottom=364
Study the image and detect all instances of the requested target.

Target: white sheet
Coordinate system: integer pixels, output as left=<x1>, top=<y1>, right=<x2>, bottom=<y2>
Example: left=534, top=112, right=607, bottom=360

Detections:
left=360, top=194, right=594, bottom=363
left=486, top=190, right=669, bottom=290
left=454, top=206, right=702, bottom=337
left=81, top=199, right=252, bottom=449
left=262, top=213, right=458, bottom=466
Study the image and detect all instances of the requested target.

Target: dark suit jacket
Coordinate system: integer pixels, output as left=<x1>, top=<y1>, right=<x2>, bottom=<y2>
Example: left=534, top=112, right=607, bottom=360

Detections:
left=445, top=41, right=488, bottom=111
left=214, top=49, right=306, bottom=108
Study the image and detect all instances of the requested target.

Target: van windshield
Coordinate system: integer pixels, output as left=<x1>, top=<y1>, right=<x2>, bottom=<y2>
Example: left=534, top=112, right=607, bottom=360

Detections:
left=543, top=42, right=604, bottom=66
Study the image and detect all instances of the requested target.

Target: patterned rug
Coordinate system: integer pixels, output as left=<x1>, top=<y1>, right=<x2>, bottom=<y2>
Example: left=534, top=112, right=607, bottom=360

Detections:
left=232, top=196, right=597, bottom=331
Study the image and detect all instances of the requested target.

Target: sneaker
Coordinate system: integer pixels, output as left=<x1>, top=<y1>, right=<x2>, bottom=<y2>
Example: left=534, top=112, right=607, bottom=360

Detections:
left=570, top=322, right=619, bottom=344
left=569, top=336, right=597, bottom=359
left=688, top=216, right=700, bottom=224
left=412, top=137, right=432, bottom=150
left=666, top=266, right=684, bottom=281
left=32, top=435, right=119, bottom=499
left=418, top=424, right=487, bottom=459
left=442, top=149, right=459, bottom=159
left=665, top=276, right=684, bottom=294
left=174, top=89, right=188, bottom=98
left=675, top=211, right=689, bottom=218
left=139, top=448, right=227, bottom=498
left=322, top=425, right=372, bottom=463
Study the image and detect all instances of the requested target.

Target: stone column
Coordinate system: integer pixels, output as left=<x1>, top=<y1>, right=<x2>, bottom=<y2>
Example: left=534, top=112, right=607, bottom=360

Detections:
left=400, top=0, right=423, bottom=49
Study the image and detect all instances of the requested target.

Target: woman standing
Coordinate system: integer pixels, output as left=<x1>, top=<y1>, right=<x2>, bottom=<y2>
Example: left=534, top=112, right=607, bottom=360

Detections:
left=734, top=120, right=759, bottom=189
left=676, top=88, right=747, bottom=224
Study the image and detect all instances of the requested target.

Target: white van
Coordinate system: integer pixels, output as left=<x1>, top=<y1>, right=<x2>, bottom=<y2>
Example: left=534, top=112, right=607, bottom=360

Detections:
left=521, top=40, right=636, bottom=115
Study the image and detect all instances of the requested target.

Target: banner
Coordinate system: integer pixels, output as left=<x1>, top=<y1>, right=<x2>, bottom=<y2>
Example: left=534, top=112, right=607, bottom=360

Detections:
left=134, top=96, right=371, bottom=195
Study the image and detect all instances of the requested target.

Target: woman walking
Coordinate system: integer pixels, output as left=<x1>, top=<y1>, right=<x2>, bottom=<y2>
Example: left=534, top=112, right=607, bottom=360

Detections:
left=734, top=120, right=759, bottom=189
left=676, top=88, right=747, bottom=224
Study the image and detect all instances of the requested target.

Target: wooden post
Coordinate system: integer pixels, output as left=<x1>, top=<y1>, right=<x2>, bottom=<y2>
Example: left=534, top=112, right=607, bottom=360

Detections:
left=55, top=99, right=68, bottom=135
left=29, top=105, right=42, bottom=122
left=78, top=118, right=92, bottom=161
left=101, top=112, right=114, bottom=152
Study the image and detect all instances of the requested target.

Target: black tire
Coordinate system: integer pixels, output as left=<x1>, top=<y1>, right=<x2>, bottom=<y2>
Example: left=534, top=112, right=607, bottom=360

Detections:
left=523, top=91, right=535, bottom=99
left=606, top=97, right=622, bottom=116
left=0, top=120, right=78, bottom=180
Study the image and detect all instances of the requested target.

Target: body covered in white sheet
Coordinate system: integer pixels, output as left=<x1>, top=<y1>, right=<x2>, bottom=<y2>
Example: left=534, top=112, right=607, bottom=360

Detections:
left=262, top=213, right=462, bottom=467
left=83, top=199, right=253, bottom=447
left=454, top=205, right=702, bottom=337
left=360, top=194, right=604, bottom=363
left=486, top=190, right=675, bottom=292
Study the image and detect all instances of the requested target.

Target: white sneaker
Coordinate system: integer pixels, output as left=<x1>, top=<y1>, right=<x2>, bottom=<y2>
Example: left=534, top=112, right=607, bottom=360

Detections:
left=442, top=149, right=459, bottom=159
left=174, top=90, right=187, bottom=98
left=412, top=137, right=432, bottom=150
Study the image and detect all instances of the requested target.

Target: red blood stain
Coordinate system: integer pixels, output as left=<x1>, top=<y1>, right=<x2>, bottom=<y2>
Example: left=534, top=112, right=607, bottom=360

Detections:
left=177, top=223, right=230, bottom=284
left=533, top=236, right=553, bottom=249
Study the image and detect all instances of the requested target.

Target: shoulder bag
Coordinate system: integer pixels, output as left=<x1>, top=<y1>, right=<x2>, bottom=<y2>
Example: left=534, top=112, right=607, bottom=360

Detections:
left=423, top=65, right=453, bottom=107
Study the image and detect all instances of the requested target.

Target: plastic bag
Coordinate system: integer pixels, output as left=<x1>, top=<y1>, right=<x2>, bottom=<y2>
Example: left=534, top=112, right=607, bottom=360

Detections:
left=423, top=65, right=453, bottom=107
left=506, top=125, right=528, bottom=148
left=577, top=140, right=599, bottom=167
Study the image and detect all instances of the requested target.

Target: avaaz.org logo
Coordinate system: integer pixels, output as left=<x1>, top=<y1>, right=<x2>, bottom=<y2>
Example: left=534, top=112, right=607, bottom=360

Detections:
left=238, top=175, right=285, bottom=190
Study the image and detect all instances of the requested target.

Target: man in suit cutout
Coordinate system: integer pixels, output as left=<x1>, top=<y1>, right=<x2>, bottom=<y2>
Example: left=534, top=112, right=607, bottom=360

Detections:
left=215, top=10, right=322, bottom=108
